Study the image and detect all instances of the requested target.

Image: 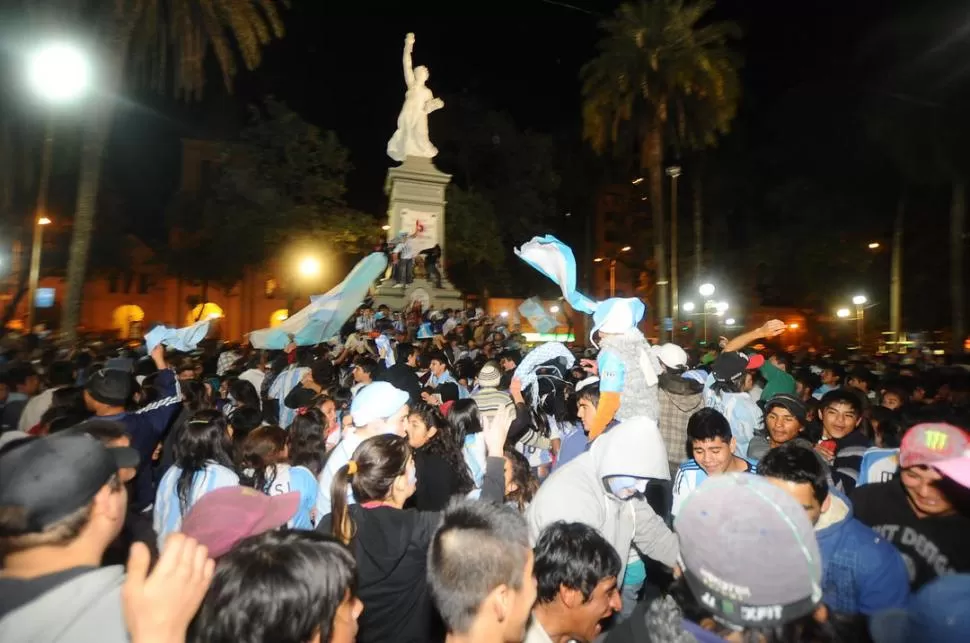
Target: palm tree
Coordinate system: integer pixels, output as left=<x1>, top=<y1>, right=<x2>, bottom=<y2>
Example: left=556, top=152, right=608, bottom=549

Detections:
left=58, top=0, right=286, bottom=340
left=581, top=0, right=740, bottom=339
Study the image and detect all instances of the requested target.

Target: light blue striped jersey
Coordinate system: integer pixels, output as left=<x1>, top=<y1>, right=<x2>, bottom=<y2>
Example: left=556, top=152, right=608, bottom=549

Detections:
left=857, top=448, right=900, bottom=487
left=315, top=431, right=364, bottom=518
left=269, top=365, right=309, bottom=428
left=463, top=432, right=487, bottom=489
left=265, top=464, right=318, bottom=529
left=671, top=457, right=757, bottom=517
left=154, top=462, right=239, bottom=548
left=703, top=374, right=763, bottom=458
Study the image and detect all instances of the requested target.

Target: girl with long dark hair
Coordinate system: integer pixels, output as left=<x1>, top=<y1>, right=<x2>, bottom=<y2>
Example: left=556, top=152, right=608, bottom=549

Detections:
left=317, top=407, right=511, bottom=643
left=446, top=398, right=488, bottom=493
left=153, top=409, right=238, bottom=547
left=405, top=403, right=473, bottom=510
left=239, top=423, right=319, bottom=529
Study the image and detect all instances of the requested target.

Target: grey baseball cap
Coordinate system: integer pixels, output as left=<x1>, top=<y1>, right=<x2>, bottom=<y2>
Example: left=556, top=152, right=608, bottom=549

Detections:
left=674, top=473, right=823, bottom=628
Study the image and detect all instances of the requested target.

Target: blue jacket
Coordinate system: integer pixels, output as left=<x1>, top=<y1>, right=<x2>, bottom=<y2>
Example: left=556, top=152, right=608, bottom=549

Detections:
left=815, top=490, right=910, bottom=615
left=91, top=369, right=182, bottom=510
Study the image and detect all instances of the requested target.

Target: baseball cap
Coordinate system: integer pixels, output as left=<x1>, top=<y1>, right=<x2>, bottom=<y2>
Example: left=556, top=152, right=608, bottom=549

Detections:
left=899, top=422, right=970, bottom=468
left=85, top=369, right=133, bottom=406
left=652, top=343, right=688, bottom=370
left=869, top=573, right=970, bottom=643
left=351, top=381, right=409, bottom=427
left=477, top=362, right=502, bottom=388
left=675, top=473, right=823, bottom=628
left=180, top=486, right=299, bottom=558
left=764, top=393, right=807, bottom=424
left=933, top=454, right=970, bottom=488
left=0, top=432, right=139, bottom=535
left=712, top=351, right=765, bottom=383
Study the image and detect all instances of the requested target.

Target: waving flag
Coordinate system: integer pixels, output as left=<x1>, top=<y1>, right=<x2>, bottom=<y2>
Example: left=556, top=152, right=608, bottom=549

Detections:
left=518, top=297, right=558, bottom=334
left=249, top=253, right=388, bottom=349
left=514, top=235, right=596, bottom=314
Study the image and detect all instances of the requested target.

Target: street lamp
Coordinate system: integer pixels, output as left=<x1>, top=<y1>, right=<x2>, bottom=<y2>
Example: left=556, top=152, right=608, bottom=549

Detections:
left=836, top=308, right=851, bottom=319
left=381, top=224, right=391, bottom=231
left=595, top=246, right=632, bottom=298
left=867, top=242, right=880, bottom=250
left=699, top=283, right=715, bottom=298
left=298, top=256, right=322, bottom=279
left=681, top=301, right=696, bottom=312
left=725, top=318, right=736, bottom=327
left=25, top=41, right=92, bottom=331
left=26, top=42, right=92, bottom=104
left=666, top=165, right=683, bottom=340
left=25, top=216, right=51, bottom=330
left=852, top=295, right=867, bottom=348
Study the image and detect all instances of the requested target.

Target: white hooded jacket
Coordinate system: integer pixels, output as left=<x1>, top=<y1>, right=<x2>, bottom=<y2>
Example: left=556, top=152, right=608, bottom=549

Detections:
left=526, top=416, right=679, bottom=584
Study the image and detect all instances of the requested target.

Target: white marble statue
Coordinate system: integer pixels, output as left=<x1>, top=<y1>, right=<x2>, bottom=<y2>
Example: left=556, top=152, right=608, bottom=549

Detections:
left=387, top=33, right=444, bottom=162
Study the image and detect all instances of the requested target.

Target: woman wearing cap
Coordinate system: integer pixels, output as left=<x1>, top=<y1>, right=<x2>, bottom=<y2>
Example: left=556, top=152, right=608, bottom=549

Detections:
left=317, top=405, right=511, bottom=643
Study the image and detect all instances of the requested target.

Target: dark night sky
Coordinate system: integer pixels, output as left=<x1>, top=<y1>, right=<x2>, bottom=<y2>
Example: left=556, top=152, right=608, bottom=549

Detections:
left=106, top=0, right=907, bottom=220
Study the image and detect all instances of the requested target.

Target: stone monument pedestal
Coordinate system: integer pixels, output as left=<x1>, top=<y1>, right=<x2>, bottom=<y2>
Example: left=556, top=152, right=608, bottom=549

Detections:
left=372, top=156, right=464, bottom=312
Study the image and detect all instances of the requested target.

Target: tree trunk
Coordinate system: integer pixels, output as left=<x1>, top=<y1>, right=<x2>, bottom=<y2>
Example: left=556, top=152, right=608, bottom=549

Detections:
left=692, top=171, right=703, bottom=285
left=61, top=28, right=131, bottom=342
left=642, top=127, right=666, bottom=340
left=62, top=109, right=112, bottom=341
left=951, top=180, right=965, bottom=353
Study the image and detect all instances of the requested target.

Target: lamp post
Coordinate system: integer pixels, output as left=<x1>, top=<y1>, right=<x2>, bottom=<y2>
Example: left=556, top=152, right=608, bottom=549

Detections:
left=594, top=245, right=632, bottom=298
left=681, top=283, right=726, bottom=344
left=24, top=41, right=91, bottom=330
left=666, top=165, right=682, bottom=340
left=852, top=295, right=867, bottom=348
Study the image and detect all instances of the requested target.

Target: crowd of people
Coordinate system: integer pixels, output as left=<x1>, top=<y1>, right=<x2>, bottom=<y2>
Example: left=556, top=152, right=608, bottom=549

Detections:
left=0, top=296, right=968, bottom=643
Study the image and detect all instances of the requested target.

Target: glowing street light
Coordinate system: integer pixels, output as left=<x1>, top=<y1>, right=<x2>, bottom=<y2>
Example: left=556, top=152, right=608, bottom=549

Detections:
left=500, top=311, right=509, bottom=318
left=725, top=318, right=736, bottom=326
left=852, top=295, right=867, bottom=306
left=715, top=301, right=729, bottom=313
left=298, top=256, right=322, bottom=279
left=381, top=224, right=391, bottom=231
left=593, top=257, right=604, bottom=263
left=549, top=305, right=560, bottom=314
left=836, top=308, right=851, bottom=319
left=27, top=42, right=92, bottom=104
left=699, top=283, right=715, bottom=298
left=38, top=216, right=51, bottom=226
left=620, top=245, right=632, bottom=253
left=681, top=302, right=696, bottom=312
left=631, top=177, right=644, bottom=185
left=868, top=242, right=880, bottom=250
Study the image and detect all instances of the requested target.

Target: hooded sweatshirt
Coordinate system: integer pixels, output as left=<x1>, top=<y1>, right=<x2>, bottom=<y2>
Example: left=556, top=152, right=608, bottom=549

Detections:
left=526, top=416, right=679, bottom=585
left=0, top=566, right=127, bottom=643
left=316, top=456, right=505, bottom=643
left=815, top=490, right=911, bottom=615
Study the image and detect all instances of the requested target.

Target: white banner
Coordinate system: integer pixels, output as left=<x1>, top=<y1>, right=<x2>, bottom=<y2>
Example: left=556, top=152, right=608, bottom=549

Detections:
left=399, top=208, right=439, bottom=254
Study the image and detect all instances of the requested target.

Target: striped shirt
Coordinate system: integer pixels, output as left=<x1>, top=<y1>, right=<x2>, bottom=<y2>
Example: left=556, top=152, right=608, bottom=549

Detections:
left=269, top=365, right=309, bottom=428
left=154, top=462, right=239, bottom=548
left=265, top=464, right=319, bottom=529
left=672, top=457, right=757, bottom=517
left=471, top=387, right=515, bottom=419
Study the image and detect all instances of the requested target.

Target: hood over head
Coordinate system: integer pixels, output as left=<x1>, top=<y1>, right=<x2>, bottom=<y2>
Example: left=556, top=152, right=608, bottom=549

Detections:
left=590, top=416, right=670, bottom=485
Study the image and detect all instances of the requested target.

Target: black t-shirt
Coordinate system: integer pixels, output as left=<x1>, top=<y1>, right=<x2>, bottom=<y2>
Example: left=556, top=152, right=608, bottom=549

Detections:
left=851, top=479, right=970, bottom=590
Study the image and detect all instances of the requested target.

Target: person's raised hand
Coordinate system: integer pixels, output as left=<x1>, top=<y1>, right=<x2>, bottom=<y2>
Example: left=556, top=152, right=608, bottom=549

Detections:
left=580, top=358, right=598, bottom=376
left=483, top=405, right=513, bottom=457
left=760, top=319, right=787, bottom=338
left=122, top=534, right=214, bottom=643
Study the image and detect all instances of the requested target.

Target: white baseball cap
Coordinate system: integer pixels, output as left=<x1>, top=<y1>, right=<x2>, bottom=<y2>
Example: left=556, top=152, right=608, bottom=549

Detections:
left=652, top=343, right=688, bottom=369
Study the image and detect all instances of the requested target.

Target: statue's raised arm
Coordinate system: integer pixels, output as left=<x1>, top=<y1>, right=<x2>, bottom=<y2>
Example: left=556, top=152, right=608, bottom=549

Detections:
left=386, top=32, right=442, bottom=162
left=403, top=32, right=416, bottom=87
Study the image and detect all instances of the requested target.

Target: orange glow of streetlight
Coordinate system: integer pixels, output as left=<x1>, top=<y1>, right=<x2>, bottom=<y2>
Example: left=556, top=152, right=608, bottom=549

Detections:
left=789, top=322, right=799, bottom=329
left=38, top=216, right=51, bottom=225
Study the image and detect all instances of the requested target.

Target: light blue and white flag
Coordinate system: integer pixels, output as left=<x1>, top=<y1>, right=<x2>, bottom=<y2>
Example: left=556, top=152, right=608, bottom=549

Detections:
left=144, top=320, right=211, bottom=353
left=518, top=297, right=558, bottom=334
left=249, top=253, right=388, bottom=349
left=514, top=235, right=596, bottom=314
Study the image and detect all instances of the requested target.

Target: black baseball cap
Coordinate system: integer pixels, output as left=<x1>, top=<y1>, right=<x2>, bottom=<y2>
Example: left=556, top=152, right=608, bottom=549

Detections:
left=765, top=393, right=808, bottom=424
left=85, top=369, right=133, bottom=406
left=0, top=432, right=139, bottom=535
